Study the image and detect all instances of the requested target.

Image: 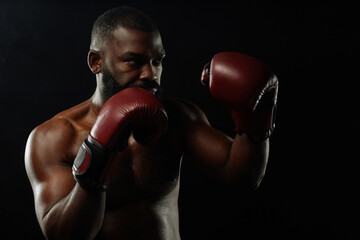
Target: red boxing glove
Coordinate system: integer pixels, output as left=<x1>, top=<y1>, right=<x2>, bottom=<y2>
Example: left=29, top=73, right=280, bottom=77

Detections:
left=90, top=87, right=168, bottom=148
left=72, top=87, right=168, bottom=191
left=201, top=52, right=278, bottom=141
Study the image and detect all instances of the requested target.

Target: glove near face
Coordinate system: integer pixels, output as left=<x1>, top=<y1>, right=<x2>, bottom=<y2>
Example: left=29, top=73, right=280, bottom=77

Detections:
left=201, top=52, right=278, bottom=141
left=72, top=87, right=168, bottom=191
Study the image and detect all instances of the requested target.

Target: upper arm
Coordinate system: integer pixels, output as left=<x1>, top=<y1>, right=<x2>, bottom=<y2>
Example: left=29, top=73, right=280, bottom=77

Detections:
left=179, top=100, right=269, bottom=187
left=24, top=119, right=78, bottom=223
left=178, top=101, right=233, bottom=177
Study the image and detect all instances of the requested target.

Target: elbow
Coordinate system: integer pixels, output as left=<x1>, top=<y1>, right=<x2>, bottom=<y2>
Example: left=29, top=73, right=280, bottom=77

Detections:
left=230, top=174, right=265, bottom=192
left=247, top=160, right=268, bottom=191
left=40, top=213, right=96, bottom=240
left=40, top=212, right=64, bottom=240
left=41, top=227, right=96, bottom=240
left=39, top=215, right=59, bottom=240
left=250, top=171, right=266, bottom=191
left=225, top=161, right=268, bottom=192
left=228, top=175, right=265, bottom=193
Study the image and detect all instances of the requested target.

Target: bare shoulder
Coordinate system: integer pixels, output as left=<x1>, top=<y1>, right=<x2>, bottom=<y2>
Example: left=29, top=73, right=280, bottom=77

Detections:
left=24, top=100, right=92, bottom=183
left=26, top=99, right=93, bottom=156
left=27, top=114, right=77, bottom=154
left=162, top=98, right=209, bottom=125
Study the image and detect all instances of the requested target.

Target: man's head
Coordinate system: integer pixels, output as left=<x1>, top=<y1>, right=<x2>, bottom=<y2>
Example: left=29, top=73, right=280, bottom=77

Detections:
left=90, top=6, right=158, bottom=51
left=88, top=6, right=165, bottom=101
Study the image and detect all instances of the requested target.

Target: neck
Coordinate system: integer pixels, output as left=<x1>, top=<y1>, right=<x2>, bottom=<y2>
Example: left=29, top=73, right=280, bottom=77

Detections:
left=91, top=74, right=108, bottom=111
left=90, top=86, right=106, bottom=116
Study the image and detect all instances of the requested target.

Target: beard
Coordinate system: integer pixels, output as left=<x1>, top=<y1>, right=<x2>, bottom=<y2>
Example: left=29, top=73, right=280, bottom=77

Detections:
left=101, top=66, right=163, bottom=101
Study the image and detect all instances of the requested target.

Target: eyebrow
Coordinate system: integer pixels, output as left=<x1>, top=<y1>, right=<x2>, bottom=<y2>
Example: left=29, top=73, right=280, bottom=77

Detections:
left=123, top=50, right=166, bottom=59
left=123, top=51, right=146, bottom=58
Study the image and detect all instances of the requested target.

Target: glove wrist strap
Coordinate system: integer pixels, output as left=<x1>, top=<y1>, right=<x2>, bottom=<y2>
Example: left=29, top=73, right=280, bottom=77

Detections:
left=232, top=105, right=277, bottom=142
left=72, top=135, right=109, bottom=192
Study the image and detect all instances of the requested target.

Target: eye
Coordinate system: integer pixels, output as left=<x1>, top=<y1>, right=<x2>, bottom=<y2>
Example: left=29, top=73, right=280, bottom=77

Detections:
left=124, top=58, right=141, bottom=67
left=152, top=58, right=163, bottom=67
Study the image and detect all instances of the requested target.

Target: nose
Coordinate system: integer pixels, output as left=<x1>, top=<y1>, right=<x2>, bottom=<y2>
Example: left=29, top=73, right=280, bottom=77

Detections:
left=140, top=63, right=157, bottom=82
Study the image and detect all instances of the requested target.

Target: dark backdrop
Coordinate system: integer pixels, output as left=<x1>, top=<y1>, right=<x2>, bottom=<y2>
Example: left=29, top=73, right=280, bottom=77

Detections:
left=0, top=0, right=358, bottom=239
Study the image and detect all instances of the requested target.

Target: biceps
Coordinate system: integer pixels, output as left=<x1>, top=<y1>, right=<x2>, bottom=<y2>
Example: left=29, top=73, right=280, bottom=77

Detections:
left=32, top=164, right=75, bottom=220
left=185, top=122, right=233, bottom=170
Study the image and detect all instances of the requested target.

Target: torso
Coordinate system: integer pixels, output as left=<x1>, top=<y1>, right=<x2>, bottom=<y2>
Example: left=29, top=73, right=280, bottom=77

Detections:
left=55, top=98, right=186, bottom=240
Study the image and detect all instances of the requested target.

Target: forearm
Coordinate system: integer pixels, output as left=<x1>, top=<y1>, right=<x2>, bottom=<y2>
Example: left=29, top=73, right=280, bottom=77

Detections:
left=40, top=184, right=106, bottom=240
left=226, top=133, right=269, bottom=188
left=185, top=121, right=268, bottom=188
left=200, top=51, right=277, bottom=188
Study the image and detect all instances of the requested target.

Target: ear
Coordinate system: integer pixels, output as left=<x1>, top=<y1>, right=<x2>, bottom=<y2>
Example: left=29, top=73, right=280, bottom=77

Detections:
left=87, top=50, right=103, bottom=74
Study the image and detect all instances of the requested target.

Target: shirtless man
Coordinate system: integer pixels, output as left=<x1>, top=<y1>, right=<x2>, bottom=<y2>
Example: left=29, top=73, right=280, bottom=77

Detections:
left=25, top=6, right=278, bottom=240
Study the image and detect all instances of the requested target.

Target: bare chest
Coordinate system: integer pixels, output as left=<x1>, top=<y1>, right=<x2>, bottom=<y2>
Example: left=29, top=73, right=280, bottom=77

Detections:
left=102, top=134, right=182, bottom=208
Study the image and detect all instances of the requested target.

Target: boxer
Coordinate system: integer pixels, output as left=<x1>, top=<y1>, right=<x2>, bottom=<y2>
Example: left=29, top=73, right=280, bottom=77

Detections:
left=24, top=6, right=278, bottom=240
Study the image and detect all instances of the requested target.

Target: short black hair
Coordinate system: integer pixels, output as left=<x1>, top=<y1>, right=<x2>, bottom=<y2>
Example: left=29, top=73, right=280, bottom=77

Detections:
left=90, top=6, right=158, bottom=49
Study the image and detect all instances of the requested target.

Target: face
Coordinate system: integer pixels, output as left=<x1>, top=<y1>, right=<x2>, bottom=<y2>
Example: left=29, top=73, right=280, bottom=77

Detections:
left=99, top=27, right=166, bottom=100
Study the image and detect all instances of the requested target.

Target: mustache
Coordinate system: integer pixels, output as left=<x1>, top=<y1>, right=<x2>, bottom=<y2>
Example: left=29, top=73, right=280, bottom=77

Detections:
left=127, top=81, right=163, bottom=97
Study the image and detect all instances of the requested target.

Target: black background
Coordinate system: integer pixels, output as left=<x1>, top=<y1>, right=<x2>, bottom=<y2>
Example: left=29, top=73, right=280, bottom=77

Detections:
left=0, top=0, right=359, bottom=239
